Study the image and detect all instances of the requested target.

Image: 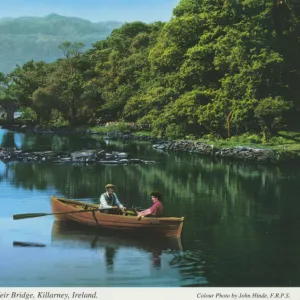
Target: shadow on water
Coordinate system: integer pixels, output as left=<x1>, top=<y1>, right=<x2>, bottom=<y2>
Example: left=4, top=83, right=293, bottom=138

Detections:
left=51, top=220, right=183, bottom=268
left=49, top=221, right=209, bottom=286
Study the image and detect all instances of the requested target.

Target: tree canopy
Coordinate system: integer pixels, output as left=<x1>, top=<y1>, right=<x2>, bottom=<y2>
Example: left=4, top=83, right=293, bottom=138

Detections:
left=5, top=0, right=300, bottom=139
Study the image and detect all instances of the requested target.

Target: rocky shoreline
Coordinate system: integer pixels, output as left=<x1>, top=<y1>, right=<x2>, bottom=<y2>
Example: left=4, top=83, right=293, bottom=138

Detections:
left=2, top=124, right=300, bottom=164
left=152, top=140, right=300, bottom=164
left=0, top=148, right=155, bottom=165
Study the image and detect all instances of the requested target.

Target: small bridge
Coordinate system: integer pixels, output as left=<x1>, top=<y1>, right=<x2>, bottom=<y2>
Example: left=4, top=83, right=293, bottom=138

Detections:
left=0, top=107, right=5, bottom=118
left=0, top=101, right=19, bottom=123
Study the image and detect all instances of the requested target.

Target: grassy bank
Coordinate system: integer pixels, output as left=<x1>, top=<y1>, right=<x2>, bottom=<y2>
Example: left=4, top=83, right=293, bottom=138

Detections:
left=3, top=119, right=300, bottom=153
left=193, top=131, right=300, bottom=152
left=88, top=123, right=300, bottom=153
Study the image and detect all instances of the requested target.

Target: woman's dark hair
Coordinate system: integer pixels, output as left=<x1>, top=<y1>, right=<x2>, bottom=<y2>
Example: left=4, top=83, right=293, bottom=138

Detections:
left=151, top=191, right=162, bottom=201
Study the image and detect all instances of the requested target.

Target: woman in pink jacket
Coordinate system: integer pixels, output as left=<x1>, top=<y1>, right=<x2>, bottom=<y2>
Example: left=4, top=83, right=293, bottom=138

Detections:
left=137, top=191, right=164, bottom=219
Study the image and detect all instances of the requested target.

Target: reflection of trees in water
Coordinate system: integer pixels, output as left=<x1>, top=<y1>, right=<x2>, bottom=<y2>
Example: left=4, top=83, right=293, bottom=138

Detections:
left=12, top=131, right=165, bottom=157
left=4, top=133, right=300, bottom=286
left=0, top=132, right=16, bottom=148
left=169, top=249, right=210, bottom=287
left=4, top=162, right=141, bottom=199
left=4, top=145, right=300, bottom=221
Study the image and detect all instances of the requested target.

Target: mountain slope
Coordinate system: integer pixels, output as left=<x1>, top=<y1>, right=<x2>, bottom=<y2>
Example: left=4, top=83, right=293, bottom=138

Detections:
left=0, top=14, right=122, bottom=73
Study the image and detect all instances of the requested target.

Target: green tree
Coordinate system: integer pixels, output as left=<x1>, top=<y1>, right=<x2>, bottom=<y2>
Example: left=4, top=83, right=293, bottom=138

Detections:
left=0, top=72, right=18, bottom=123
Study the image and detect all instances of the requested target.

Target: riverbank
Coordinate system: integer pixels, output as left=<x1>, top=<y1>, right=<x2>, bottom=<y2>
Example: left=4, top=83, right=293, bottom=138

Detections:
left=2, top=123, right=300, bottom=164
left=152, top=140, right=300, bottom=164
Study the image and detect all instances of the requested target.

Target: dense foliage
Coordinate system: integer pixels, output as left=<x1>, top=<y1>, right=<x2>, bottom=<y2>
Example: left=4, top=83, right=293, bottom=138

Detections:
left=2, top=0, right=300, bottom=139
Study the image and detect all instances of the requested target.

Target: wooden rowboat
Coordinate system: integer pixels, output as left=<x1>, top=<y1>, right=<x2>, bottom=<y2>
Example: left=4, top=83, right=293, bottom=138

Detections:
left=51, top=196, right=185, bottom=238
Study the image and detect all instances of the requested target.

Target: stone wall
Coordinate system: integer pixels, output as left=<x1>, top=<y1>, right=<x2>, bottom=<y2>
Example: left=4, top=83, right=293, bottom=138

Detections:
left=152, top=141, right=300, bottom=164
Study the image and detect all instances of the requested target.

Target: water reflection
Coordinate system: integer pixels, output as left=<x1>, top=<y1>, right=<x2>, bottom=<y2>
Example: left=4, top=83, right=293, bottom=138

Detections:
left=51, top=220, right=190, bottom=281
left=0, top=128, right=156, bottom=155
left=0, top=131, right=16, bottom=148
left=2, top=128, right=300, bottom=286
left=51, top=220, right=183, bottom=251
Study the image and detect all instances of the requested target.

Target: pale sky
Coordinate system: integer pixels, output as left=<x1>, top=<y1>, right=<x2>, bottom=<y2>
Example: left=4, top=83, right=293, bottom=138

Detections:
left=0, top=0, right=180, bottom=23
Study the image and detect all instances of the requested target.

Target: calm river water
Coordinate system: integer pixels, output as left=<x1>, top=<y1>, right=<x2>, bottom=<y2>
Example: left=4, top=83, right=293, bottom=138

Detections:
left=1, top=127, right=300, bottom=287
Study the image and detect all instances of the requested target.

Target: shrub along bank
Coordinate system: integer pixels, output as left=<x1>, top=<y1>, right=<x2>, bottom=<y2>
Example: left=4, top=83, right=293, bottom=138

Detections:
left=2, top=122, right=300, bottom=164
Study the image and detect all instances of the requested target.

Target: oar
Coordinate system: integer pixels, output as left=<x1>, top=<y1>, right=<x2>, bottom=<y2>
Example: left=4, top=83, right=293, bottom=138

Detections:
left=124, top=207, right=147, bottom=216
left=13, top=241, right=46, bottom=247
left=13, top=207, right=147, bottom=220
left=13, top=208, right=100, bottom=220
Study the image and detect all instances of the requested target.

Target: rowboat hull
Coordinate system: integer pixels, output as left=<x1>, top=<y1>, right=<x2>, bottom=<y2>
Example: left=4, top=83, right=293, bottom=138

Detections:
left=51, top=196, right=184, bottom=238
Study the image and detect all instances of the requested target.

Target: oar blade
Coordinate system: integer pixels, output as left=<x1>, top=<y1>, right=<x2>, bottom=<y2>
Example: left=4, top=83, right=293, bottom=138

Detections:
left=13, top=213, right=49, bottom=220
left=13, top=241, right=46, bottom=247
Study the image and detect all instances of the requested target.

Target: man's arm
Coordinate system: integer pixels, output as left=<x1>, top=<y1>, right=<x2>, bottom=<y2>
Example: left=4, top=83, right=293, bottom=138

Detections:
left=114, top=193, right=124, bottom=209
left=99, top=194, right=113, bottom=209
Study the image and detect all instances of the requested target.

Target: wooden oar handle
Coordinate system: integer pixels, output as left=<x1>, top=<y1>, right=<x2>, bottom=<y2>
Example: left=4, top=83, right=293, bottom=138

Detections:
left=13, top=208, right=99, bottom=220
left=13, top=207, right=145, bottom=220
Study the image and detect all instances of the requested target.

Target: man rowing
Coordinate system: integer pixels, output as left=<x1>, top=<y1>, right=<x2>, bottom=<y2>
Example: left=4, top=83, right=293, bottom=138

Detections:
left=99, top=184, right=126, bottom=213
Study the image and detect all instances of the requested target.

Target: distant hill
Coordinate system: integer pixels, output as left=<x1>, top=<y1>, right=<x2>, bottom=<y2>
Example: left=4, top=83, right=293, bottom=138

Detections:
left=0, top=14, right=123, bottom=73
